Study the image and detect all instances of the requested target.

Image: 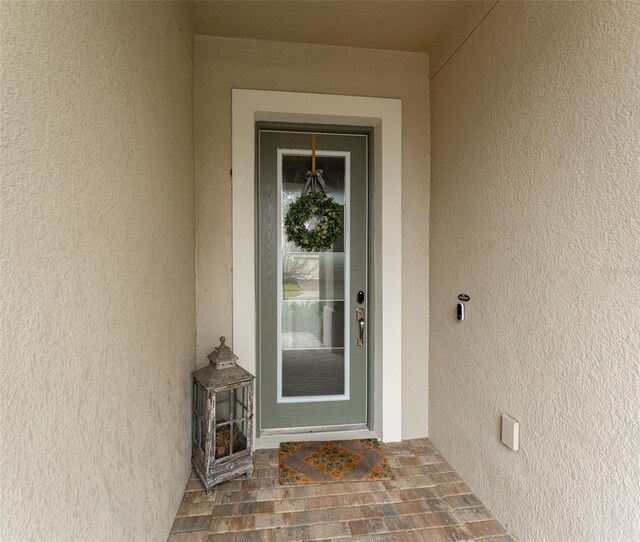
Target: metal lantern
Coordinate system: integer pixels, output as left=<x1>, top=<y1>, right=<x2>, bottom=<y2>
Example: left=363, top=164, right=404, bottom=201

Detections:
left=192, top=337, right=255, bottom=494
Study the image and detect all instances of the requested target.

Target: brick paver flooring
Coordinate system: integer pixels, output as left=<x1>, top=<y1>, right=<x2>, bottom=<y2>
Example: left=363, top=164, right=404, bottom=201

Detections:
left=169, top=438, right=515, bottom=542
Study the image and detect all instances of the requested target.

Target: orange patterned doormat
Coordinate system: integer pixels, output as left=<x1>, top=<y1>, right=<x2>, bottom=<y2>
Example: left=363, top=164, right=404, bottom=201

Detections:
left=279, top=439, right=395, bottom=485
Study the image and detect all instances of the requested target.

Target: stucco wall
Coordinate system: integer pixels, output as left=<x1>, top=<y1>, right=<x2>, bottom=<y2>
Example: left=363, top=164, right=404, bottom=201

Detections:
left=430, top=2, right=640, bottom=540
left=1, top=3, right=195, bottom=541
left=195, top=37, right=430, bottom=439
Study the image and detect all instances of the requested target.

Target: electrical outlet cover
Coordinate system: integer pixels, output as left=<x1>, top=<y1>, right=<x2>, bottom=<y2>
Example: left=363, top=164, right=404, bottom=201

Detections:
left=501, top=414, right=520, bottom=451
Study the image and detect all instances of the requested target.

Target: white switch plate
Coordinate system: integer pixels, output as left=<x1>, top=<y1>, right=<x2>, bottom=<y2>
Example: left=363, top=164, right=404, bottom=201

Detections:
left=501, top=414, right=520, bottom=451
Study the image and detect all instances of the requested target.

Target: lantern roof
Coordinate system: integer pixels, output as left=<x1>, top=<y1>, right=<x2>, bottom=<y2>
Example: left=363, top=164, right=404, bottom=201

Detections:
left=193, top=337, right=254, bottom=390
left=193, top=363, right=254, bottom=390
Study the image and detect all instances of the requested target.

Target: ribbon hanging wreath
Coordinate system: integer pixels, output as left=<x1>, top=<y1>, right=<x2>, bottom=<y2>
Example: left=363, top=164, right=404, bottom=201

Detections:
left=284, top=134, right=344, bottom=252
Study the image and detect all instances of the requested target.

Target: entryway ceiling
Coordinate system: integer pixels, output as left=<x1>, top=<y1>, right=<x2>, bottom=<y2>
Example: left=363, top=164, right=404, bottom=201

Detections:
left=186, top=1, right=468, bottom=53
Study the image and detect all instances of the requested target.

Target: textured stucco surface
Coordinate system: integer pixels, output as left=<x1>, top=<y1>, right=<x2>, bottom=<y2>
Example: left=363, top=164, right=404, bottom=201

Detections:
left=195, top=37, right=430, bottom=439
left=430, top=2, right=640, bottom=541
left=1, top=3, right=195, bottom=541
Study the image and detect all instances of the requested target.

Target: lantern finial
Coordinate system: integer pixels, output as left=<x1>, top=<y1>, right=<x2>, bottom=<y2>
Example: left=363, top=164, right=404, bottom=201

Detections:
left=208, top=336, right=238, bottom=369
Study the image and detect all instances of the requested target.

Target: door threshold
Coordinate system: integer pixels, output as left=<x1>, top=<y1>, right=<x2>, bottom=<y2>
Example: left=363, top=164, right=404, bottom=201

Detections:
left=261, top=423, right=368, bottom=436
left=255, top=425, right=376, bottom=450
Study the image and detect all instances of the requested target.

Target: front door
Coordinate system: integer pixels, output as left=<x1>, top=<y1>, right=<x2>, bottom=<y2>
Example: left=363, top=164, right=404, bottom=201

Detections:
left=257, top=127, right=369, bottom=432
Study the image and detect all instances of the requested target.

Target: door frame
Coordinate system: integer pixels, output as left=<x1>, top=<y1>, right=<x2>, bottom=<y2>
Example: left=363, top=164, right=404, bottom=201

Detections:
left=232, top=89, right=402, bottom=443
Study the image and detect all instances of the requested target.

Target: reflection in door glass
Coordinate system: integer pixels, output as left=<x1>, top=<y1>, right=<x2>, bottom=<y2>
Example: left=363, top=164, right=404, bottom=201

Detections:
left=282, top=301, right=345, bottom=349
left=280, top=154, right=347, bottom=398
left=282, top=253, right=345, bottom=300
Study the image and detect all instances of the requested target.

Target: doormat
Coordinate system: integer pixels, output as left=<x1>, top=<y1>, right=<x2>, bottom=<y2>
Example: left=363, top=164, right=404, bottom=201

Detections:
left=279, top=439, right=395, bottom=485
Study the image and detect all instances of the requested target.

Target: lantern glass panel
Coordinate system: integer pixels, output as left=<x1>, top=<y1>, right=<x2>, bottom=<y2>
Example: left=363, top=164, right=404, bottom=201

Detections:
left=216, top=389, right=231, bottom=424
left=215, top=424, right=233, bottom=460
left=234, top=385, right=248, bottom=421
left=198, top=385, right=207, bottom=414
left=192, top=382, right=206, bottom=453
left=232, top=418, right=248, bottom=454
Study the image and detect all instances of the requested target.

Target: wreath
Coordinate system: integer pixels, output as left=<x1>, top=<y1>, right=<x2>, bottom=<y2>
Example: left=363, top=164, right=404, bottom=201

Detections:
left=284, top=190, right=343, bottom=251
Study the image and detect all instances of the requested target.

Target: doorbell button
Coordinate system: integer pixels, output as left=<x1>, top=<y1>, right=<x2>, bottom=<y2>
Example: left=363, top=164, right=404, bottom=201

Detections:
left=457, top=302, right=464, bottom=321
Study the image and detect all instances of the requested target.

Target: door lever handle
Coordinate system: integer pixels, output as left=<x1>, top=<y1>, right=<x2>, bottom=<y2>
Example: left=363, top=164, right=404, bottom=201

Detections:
left=355, top=308, right=365, bottom=347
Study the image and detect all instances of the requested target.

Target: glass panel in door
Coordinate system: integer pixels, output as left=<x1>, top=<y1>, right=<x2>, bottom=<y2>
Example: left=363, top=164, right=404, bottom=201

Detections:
left=280, top=154, right=347, bottom=399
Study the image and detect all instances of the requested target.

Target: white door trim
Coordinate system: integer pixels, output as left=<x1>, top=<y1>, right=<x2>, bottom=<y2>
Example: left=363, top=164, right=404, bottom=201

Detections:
left=231, top=89, right=402, bottom=442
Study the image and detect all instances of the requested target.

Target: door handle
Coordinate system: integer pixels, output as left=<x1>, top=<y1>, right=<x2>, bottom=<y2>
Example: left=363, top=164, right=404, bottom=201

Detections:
left=355, top=308, right=365, bottom=347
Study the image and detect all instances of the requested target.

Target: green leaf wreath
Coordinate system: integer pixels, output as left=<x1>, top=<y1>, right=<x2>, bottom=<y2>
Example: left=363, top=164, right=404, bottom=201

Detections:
left=284, top=191, right=344, bottom=251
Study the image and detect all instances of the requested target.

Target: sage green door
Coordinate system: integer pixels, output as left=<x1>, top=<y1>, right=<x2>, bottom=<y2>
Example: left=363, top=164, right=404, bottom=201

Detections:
left=257, top=128, right=369, bottom=431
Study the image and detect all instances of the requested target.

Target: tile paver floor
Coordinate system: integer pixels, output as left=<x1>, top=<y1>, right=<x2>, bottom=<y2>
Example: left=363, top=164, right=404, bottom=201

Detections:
left=169, top=438, right=515, bottom=542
